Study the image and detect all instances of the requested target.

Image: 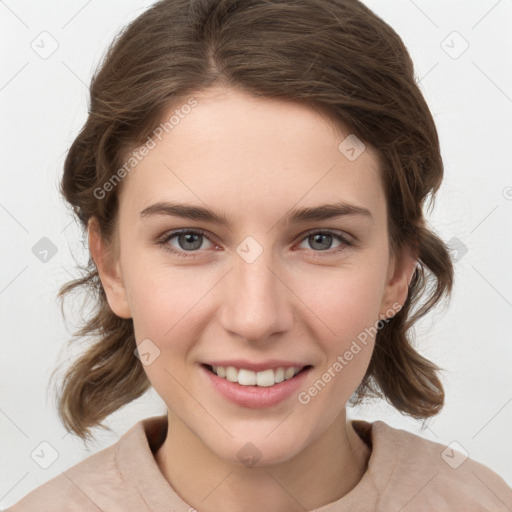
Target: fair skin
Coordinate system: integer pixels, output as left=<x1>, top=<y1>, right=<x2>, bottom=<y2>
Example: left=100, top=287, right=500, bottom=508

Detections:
left=88, top=86, right=417, bottom=512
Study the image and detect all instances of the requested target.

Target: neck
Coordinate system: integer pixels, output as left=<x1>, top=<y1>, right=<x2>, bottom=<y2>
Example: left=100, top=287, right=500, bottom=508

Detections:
left=155, top=409, right=370, bottom=512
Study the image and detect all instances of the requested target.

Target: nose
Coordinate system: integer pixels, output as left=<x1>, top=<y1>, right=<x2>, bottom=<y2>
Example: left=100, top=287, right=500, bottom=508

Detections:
left=219, top=249, right=294, bottom=345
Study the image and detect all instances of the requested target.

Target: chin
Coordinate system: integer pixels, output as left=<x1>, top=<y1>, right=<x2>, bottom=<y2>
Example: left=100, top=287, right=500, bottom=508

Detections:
left=204, top=428, right=309, bottom=468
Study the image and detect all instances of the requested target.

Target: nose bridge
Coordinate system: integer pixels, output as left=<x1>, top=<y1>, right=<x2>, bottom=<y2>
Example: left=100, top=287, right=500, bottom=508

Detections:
left=220, top=240, right=291, bottom=341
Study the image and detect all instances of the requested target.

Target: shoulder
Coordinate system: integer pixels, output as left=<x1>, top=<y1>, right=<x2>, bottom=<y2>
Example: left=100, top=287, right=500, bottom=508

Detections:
left=5, top=442, right=120, bottom=511
left=4, top=416, right=166, bottom=512
left=352, top=419, right=512, bottom=512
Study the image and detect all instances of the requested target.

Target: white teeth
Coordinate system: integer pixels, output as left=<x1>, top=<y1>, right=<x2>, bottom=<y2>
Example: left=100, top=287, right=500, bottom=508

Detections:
left=238, top=368, right=257, bottom=385
left=274, top=367, right=285, bottom=383
left=284, top=367, right=296, bottom=380
left=226, top=366, right=238, bottom=383
left=210, top=365, right=304, bottom=386
left=256, top=369, right=275, bottom=387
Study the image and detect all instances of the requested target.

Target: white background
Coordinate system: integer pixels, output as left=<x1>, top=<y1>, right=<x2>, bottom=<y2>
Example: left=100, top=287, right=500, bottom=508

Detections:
left=1, top=0, right=511, bottom=508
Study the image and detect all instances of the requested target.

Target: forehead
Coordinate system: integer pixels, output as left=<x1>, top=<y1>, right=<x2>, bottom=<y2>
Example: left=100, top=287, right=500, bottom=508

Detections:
left=119, top=87, right=386, bottom=226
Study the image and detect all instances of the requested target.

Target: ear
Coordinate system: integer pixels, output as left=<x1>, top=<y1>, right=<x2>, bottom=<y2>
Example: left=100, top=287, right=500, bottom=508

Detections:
left=379, top=244, right=418, bottom=320
left=87, top=217, right=132, bottom=319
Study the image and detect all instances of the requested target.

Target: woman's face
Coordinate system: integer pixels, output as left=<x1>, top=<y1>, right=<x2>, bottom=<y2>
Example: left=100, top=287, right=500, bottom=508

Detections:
left=93, top=86, right=413, bottom=465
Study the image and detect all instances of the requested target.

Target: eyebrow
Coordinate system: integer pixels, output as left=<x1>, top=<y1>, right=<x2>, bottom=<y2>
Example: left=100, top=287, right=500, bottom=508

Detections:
left=139, top=200, right=373, bottom=226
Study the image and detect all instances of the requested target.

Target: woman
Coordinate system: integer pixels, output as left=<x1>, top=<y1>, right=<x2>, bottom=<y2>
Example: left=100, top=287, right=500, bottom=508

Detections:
left=7, top=0, right=512, bottom=510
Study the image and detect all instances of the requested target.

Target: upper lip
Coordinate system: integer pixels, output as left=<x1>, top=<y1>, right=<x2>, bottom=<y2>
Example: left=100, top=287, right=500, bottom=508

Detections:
left=202, top=359, right=312, bottom=372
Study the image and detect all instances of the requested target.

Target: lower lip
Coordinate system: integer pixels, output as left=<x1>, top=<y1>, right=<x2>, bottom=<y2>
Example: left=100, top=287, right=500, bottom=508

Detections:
left=200, top=364, right=312, bottom=408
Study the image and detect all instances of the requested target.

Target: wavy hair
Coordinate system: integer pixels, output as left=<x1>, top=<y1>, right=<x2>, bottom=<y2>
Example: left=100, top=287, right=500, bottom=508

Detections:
left=49, top=0, right=454, bottom=440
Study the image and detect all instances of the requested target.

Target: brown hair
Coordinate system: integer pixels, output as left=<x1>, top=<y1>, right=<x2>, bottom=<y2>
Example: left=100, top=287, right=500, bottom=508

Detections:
left=50, top=0, right=454, bottom=441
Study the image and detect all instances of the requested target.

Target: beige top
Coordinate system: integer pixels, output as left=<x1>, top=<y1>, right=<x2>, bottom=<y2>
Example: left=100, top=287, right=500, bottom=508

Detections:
left=6, top=415, right=512, bottom=511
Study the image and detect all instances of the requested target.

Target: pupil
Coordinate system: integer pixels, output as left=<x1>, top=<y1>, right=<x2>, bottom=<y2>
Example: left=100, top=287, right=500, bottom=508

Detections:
left=181, top=233, right=202, bottom=250
left=311, top=233, right=331, bottom=250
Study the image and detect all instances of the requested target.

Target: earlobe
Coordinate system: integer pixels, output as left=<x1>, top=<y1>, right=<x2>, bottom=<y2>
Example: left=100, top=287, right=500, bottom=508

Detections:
left=87, top=217, right=132, bottom=319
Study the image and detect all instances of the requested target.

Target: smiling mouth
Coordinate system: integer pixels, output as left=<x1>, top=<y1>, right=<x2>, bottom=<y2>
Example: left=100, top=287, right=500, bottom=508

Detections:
left=202, top=363, right=313, bottom=387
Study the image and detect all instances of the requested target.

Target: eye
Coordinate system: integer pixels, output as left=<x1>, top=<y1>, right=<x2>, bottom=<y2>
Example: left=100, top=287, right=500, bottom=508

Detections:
left=157, top=228, right=216, bottom=257
left=156, top=228, right=353, bottom=258
left=296, top=229, right=353, bottom=256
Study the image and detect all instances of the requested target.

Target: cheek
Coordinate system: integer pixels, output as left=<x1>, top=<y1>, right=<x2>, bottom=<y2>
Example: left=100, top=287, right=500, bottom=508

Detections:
left=126, top=268, right=201, bottom=394
left=294, top=261, right=385, bottom=343
left=289, top=261, right=385, bottom=405
left=124, top=260, right=213, bottom=350
left=295, top=275, right=381, bottom=415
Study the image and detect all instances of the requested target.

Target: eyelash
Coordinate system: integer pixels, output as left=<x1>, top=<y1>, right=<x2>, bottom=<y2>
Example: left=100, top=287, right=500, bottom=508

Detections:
left=155, top=228, right=354, bottom=259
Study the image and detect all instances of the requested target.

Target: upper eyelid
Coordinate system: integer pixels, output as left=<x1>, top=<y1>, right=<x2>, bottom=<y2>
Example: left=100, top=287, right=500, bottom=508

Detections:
left=159, top=227, right=218, bottom=246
